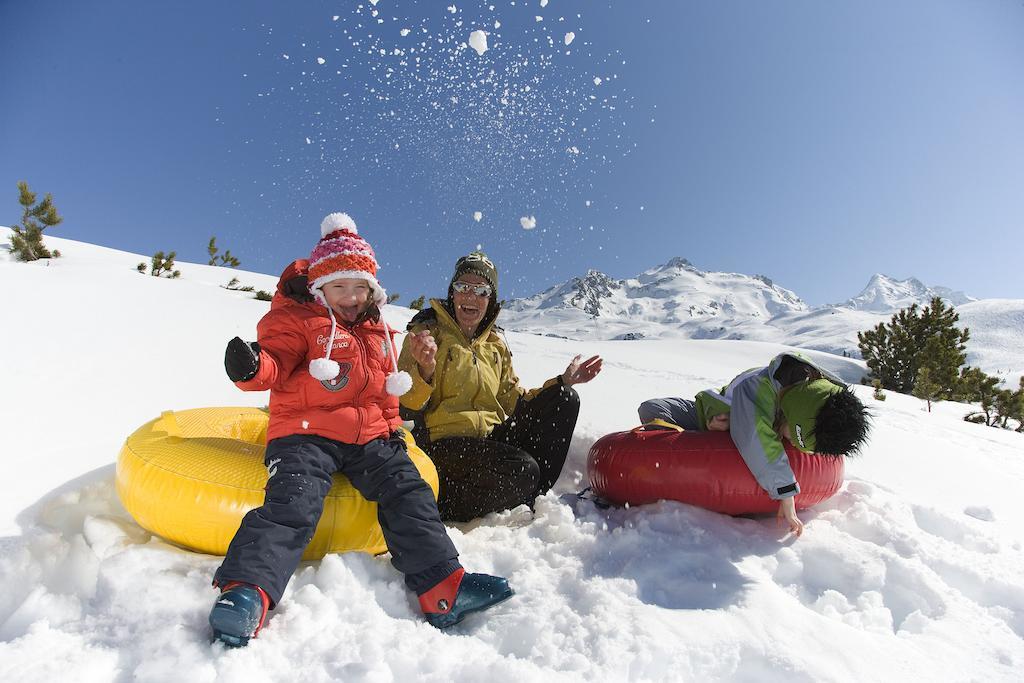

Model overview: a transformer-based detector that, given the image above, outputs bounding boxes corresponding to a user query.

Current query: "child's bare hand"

[408,330,437,381]
[777,497,804,538]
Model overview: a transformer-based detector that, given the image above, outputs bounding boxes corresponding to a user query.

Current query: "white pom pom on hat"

[321,212,357,237]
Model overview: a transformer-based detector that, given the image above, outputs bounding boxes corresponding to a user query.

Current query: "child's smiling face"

[321,278,371,322]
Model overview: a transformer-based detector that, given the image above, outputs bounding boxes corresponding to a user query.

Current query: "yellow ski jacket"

[398,299,557,441]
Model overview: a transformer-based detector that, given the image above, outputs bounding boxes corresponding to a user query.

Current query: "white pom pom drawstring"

[379,305,412,396]
[309,306,341,381]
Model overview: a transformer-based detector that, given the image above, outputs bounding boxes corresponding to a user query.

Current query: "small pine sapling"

[9,181,63,261]
[912,366,941,413]
[254,290,273,301]
[409,295,426,310]
[150,251,181,278]
[386,292,401,304]
[872,379,886,401]
[207,237,241,267]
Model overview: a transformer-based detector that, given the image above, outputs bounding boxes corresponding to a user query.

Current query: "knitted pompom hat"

[308,212,388,307]
[306,213,412,396]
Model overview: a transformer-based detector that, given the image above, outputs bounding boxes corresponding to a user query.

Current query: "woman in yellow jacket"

[398,252,602,521]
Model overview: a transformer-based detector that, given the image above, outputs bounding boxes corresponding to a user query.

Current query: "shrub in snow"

[222,277,254,292]
[871,379,887,401]
[254,290,273,301]
[149,251,181,278]
[409,295,426,310]
[207,236,240,267]
[9,181,63,262]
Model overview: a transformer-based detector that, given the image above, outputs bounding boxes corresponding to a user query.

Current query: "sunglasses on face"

[452,281,493,297]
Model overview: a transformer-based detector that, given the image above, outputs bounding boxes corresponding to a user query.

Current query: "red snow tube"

[586,427,844,515]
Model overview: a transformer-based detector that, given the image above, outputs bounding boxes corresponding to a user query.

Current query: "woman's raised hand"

[561,354,603,386]
[409,330,438,382]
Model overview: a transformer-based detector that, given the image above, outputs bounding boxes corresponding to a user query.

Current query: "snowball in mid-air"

[541,0,549,7]
[469,30,489,56]
[594,76,602,85]
[520,216,537,230]
[473,211,483,222]
[317,57,326,65]
[400,28,411,36]
[564,32,575,46]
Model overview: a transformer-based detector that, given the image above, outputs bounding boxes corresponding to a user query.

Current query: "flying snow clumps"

[594,76,603,86]
[469,30,489,56]
[541,0,549,8]
[564,32,576,46]
[317,57,326,65]
[400,28,411,37]
[473,211,483,222]
[520,216,537,230]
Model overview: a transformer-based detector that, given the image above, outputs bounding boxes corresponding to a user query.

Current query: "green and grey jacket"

[694,353,846,500]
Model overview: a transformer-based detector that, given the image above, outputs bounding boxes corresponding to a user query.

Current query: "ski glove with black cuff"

[225,337,261,382]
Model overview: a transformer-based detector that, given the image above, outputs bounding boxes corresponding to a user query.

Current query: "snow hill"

[500,260,1024,384]
[2,229,1023,681]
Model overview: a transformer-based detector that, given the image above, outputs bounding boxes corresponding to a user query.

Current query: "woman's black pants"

[425,384,580,522]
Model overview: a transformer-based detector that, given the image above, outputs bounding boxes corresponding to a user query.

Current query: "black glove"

[282,273,314,303]
[225,337,261,382]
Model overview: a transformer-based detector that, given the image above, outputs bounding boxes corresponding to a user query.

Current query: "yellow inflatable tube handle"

[116,407,438,560]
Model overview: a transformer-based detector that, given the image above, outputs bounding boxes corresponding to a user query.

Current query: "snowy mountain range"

[500,259,1023,382]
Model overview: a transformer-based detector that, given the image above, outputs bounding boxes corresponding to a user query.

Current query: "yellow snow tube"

[116,407,438,560]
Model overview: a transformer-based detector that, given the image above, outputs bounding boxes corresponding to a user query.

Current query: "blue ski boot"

[209,582,270,647]
[419,568,514,629]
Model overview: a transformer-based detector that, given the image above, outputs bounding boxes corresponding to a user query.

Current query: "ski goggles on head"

[451,281,493,297]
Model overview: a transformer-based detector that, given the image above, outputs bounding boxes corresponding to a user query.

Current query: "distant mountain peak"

[504,257,807,322]
[842,274,975,312]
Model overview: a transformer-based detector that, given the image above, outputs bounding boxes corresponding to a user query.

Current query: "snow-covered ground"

[2,230,1023,682]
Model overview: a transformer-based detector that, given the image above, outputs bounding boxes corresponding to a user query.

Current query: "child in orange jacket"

[209,213,512,646]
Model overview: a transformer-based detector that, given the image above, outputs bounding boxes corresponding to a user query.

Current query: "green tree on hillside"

[858,297,969,395]
[207,237,240,267]
[9,181,63,261]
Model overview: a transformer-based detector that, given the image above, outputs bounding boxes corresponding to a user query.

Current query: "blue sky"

[3,0,1023,305]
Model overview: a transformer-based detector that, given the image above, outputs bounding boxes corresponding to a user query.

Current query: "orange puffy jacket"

[235,260,402,445]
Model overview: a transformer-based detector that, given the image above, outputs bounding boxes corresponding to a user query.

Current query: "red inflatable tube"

[586,428,844,516]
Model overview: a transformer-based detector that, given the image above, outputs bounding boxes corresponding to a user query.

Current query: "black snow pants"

[213,431,461,607]
[425,383,580,522]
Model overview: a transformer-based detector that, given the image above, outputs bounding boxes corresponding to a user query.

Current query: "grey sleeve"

[728,375,800,500]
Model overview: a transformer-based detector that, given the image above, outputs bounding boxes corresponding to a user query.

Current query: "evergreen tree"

[386,292,401,304]
[9,181,63,261]
[207,237,240,267]
[912,366,942,412]
[993,377,1024,431]
[858,297,969,395]
[956,367,1002,426]
[150,251,181,278]
[409,295,426,310]
[871,379,887,402]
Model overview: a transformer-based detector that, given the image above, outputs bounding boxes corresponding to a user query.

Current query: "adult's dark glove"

[282,273,314,303]
[225,337,261,382]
